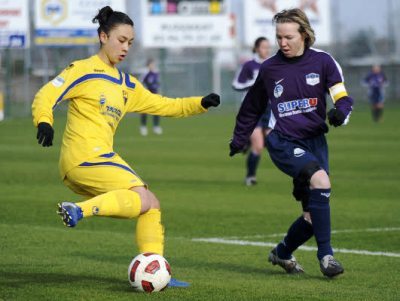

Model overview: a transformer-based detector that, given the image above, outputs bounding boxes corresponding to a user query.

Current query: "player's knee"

[310,169,330,189]
[293,161,322,202]
[130,187,159,213]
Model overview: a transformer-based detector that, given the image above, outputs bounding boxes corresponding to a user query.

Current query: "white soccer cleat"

[245,176,257,186]
[153,126,163,135]
[140,126,148,136]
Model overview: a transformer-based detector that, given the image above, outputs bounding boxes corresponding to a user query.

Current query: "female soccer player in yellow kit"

[32,6,220,287]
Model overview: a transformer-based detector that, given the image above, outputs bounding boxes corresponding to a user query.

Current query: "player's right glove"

[201,93,220,109]
[327,108,346,127]
[37,122,54,147]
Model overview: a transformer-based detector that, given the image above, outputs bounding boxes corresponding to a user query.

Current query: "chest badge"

[274,84,284,98]
[306,73,320,86]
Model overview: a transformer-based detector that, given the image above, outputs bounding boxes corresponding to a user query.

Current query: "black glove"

[327,108,346,127]
[201,93,220,109]
[229,141,242,157]
[37,122,54,147]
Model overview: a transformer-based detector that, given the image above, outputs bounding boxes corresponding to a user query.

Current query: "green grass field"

[1,107,399,300]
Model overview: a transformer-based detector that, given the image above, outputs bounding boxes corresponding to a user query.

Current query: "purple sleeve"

[325,55,353,116]
[231,73,268,148]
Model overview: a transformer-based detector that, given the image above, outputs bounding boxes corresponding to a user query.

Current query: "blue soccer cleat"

[57,202,83,227]
[168,278,190,288]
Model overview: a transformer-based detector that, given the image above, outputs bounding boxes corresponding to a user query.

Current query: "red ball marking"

[145,260,160,274]
[143,252,155,257]
[129,260,141,282]
[142,280,154,292]
[165,261,171,275]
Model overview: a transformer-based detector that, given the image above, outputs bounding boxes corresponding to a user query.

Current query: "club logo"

[306,73,320,86]
[293,148,305,157]
[274,84,284,98]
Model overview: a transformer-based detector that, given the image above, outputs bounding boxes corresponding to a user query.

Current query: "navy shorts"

[266,130,329,179]
[369,87,384,104]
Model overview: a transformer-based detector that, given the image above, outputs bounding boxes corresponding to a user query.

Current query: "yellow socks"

[76,190,164,255]
[136,209,165,255]
[76,189,141,218]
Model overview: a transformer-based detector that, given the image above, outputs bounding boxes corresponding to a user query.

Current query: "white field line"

[218,227,400,240]
[192,226,400,258]
[191,237,400,258]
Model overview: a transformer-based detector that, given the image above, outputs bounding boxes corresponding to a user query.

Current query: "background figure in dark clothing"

[140,58,162,135]
[363,64,388,122]
[232,37,272,186]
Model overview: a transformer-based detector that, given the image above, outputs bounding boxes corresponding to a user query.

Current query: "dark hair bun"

[92,6,114,25]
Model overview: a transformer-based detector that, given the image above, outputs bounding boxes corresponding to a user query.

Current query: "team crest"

[274,84,284,98]
[306,73,320,86]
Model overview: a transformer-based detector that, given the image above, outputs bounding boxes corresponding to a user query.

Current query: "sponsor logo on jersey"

[293,148,306,157]
[278,98,318,113]
[94,69,105,73]
[51,76,65,87]
[274,84,284,98]
[306,73,320,86]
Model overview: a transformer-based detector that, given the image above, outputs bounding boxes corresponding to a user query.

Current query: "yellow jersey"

[32,55,207,178]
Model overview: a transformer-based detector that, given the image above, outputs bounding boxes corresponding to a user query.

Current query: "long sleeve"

[32,63,83,126]
[126,75,207,117]
[231,72,268,149]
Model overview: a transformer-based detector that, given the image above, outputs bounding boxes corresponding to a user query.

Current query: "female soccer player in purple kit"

[232,37,272,186]
[230,8,353,277]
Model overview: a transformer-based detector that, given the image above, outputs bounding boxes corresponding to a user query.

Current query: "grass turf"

[0,106,399,300]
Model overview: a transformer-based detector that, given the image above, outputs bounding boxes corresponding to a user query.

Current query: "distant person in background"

[140,58,162,135]
[232,37,271,186]
[363,64,388,122]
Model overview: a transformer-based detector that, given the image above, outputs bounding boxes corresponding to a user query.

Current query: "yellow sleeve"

[126,75,207,117]
[32,62,84,126]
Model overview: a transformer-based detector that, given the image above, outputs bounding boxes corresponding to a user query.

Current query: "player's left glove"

[229,140,242,157]
[327,108,346,127]
[36,122,54,147]
[201,93,220,109]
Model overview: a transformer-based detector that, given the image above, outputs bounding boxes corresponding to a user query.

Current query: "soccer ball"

[128,253,171,292]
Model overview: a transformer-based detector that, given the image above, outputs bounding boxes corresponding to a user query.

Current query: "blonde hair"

[273,8,315,48]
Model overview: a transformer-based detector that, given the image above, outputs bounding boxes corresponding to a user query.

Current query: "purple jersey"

[232,48,353,147]
[143,70,159,93]
[364,71,387,89]
[232,56,264,91]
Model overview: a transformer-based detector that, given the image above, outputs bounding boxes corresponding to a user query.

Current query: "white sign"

[0,0,30,48]
[34,0,126,46]
[243,0,331,46]
[141,0,233,48]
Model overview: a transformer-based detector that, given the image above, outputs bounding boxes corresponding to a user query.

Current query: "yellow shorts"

[63,152,146,198]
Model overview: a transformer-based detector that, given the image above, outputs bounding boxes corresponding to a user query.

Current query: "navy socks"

[308,188,333,260]
[277,216,314,259]
[246,152,260,177]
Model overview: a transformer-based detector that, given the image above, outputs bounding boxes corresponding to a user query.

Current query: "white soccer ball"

[128,253,171,292]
